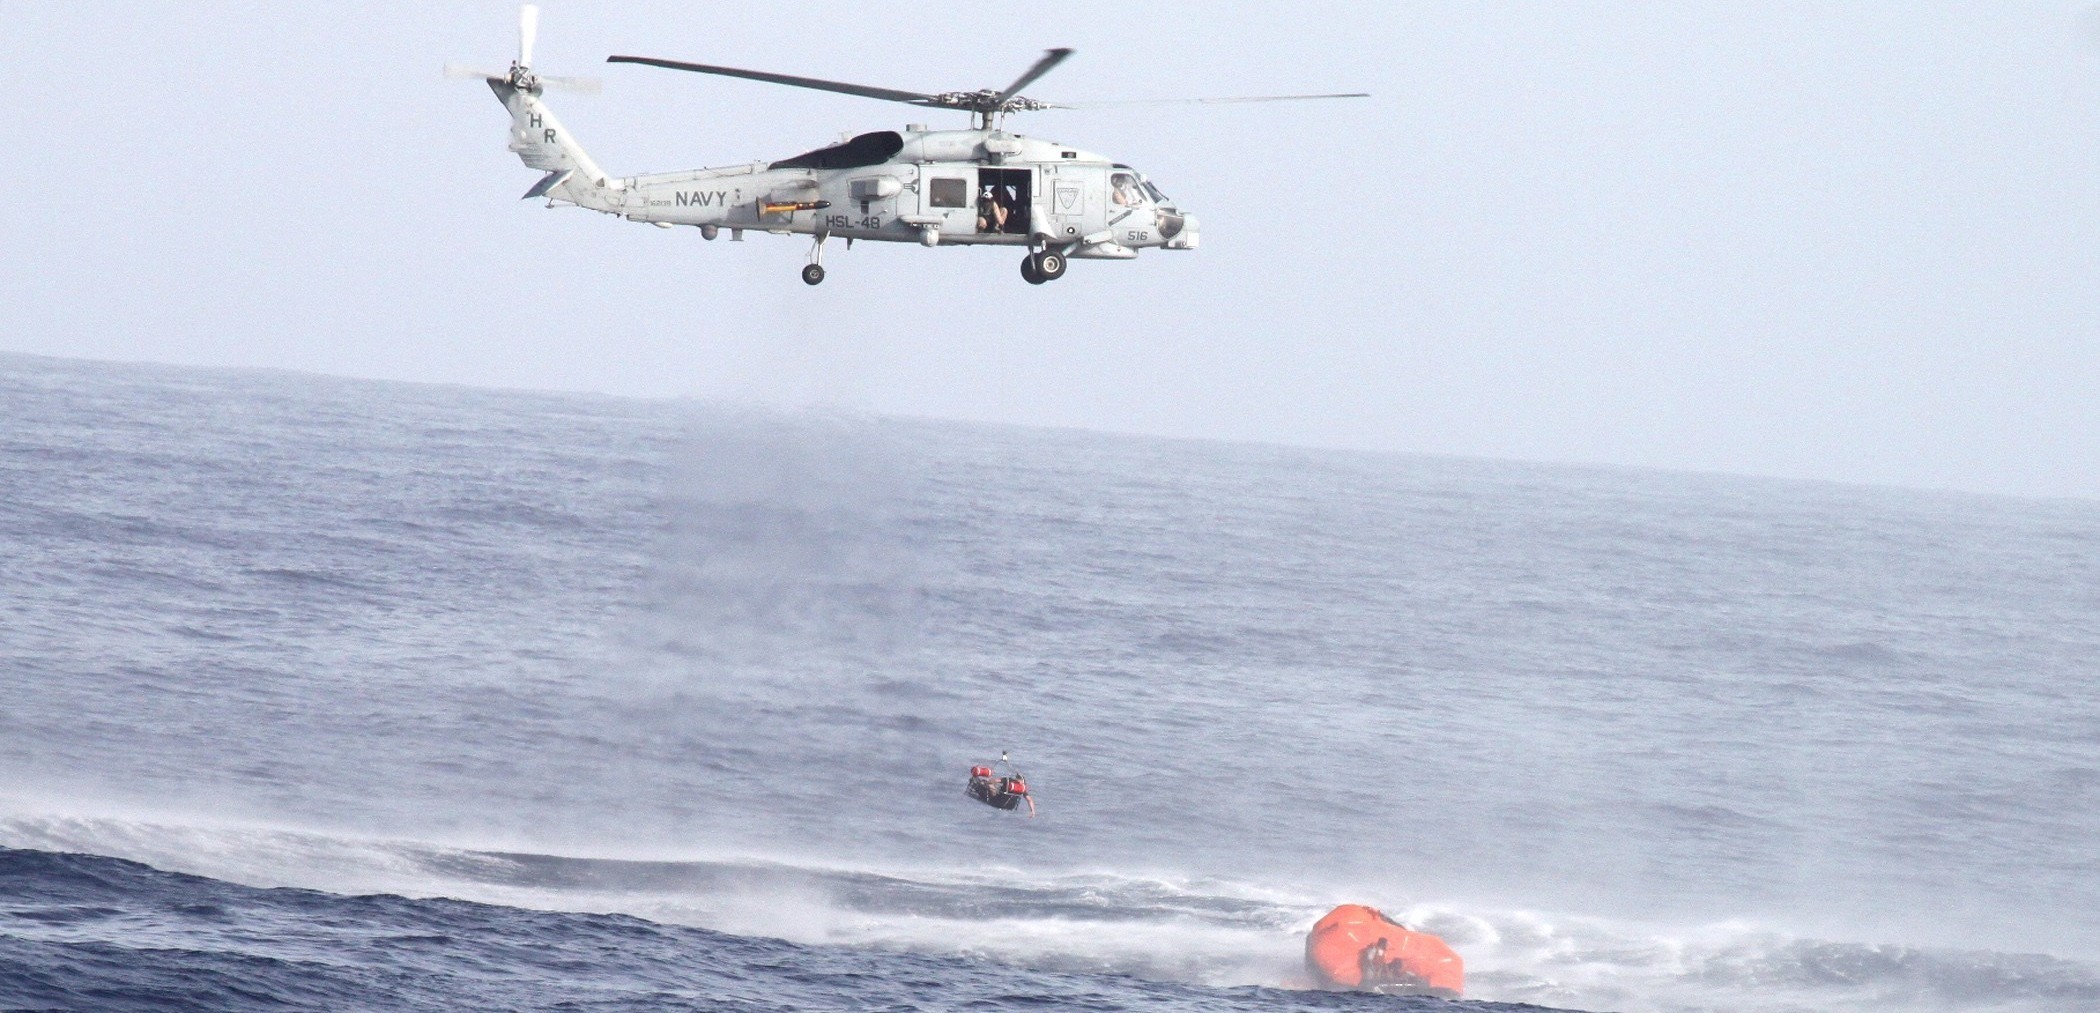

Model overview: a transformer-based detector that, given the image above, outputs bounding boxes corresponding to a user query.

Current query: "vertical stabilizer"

[450,6,622,212]
[491,80,617,209]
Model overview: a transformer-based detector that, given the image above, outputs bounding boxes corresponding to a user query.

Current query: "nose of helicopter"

[1160,211,1199,250]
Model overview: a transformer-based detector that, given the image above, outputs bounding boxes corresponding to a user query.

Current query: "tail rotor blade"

[443,62,507,81]
[520,4,539,68]
[539,75,603,95]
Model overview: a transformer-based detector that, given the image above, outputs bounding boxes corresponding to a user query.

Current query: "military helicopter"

[449,6,1364,285]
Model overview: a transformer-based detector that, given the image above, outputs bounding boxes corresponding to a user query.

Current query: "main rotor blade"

[1054,92,1370,108]
[606,56,936,105]
[993,48,1073,107]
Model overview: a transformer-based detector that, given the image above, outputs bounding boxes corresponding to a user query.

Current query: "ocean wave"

[0,846,1543,1013]
[3,809,2091,1011]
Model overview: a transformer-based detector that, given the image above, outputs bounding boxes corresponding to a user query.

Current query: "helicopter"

[449,6,1365,285]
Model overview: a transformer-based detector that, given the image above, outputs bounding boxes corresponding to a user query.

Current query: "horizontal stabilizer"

[522,168,573,199]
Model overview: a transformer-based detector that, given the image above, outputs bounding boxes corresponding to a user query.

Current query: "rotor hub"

[927,89,1051,114]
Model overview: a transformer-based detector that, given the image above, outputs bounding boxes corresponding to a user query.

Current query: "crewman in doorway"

[978,185,1009,233]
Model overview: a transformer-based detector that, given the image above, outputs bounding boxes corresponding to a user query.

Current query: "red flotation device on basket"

[965,754,1036,816]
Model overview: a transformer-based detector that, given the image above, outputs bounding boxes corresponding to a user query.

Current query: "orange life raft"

[1304,904,1463,998]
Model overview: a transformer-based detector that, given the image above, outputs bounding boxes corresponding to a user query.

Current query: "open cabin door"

[976,167,1032,238]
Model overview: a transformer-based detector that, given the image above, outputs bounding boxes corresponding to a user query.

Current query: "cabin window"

[929,177,968,208]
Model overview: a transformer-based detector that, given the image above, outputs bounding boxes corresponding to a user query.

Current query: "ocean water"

[2,351,2096,1012]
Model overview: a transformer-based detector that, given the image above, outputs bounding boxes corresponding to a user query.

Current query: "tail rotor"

[443,4,600,94]
[449,4,617,206]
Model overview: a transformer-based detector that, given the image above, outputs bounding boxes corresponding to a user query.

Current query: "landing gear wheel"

[1020,255,1046,285]
[1036,251,1067,281]
[801,264,825,286]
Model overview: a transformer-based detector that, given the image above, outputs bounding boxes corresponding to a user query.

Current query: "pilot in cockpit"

[1111,172,1145,207]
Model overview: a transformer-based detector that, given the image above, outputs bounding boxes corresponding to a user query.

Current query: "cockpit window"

[1141,180,1169,204]
[770,131,905,170]
[1110,171,1145,207]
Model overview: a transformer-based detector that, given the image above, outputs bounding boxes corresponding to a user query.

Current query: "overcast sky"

[4,2,2098,499]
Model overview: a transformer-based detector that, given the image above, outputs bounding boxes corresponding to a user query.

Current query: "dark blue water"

[4,848,1547,1012]
[3,352,2097,1012]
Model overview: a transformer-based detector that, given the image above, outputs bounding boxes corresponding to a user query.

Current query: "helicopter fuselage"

[587,128,1198,257]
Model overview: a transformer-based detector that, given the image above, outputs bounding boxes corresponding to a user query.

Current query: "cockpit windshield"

[1110,165,1173,207]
